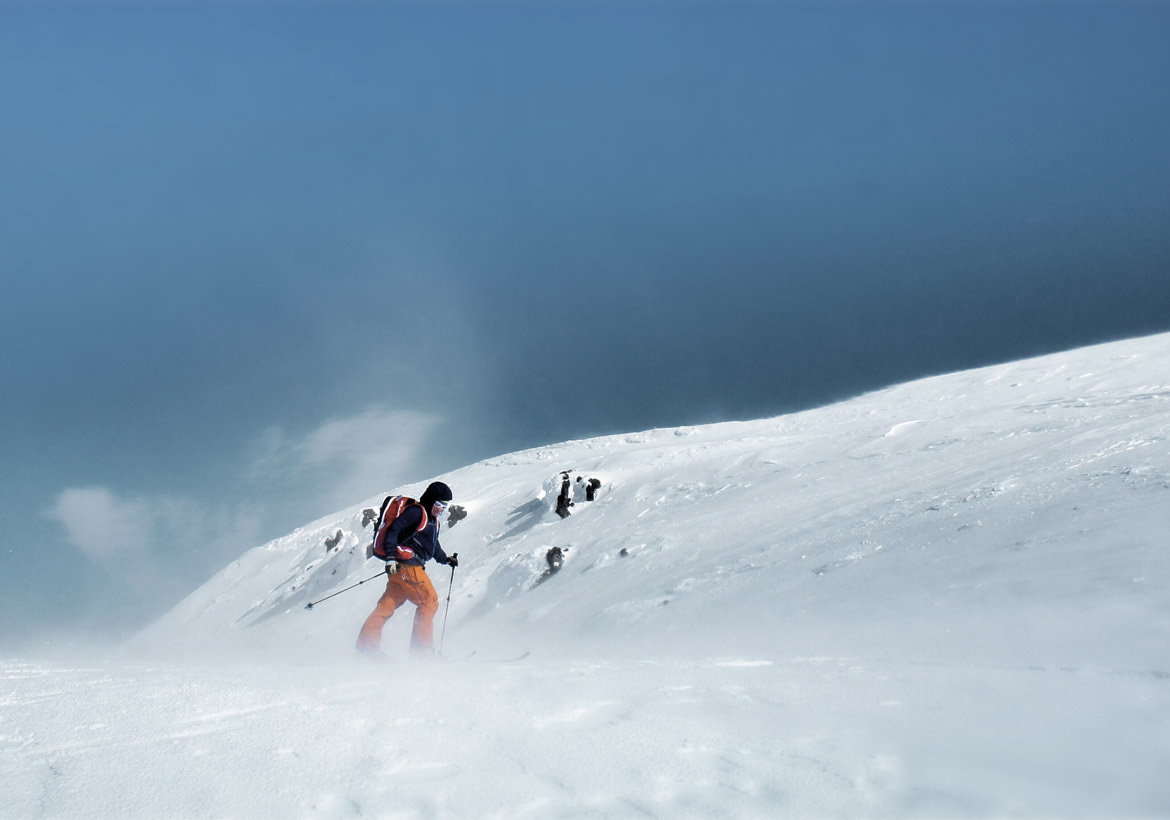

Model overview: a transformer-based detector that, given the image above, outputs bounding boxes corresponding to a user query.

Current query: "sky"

[2,0,1169,649]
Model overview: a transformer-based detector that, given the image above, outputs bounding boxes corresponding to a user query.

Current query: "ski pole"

[439,554,457,653]
[304,570,386,610]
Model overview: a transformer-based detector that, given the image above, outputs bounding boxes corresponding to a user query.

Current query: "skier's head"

[420,481,453,515]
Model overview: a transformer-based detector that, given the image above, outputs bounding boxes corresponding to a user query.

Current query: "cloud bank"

[50,408,443,569]
[46,487,159,561]
[247,407,445,511]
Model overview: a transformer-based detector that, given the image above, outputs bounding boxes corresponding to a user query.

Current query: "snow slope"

[5,333,1170,819]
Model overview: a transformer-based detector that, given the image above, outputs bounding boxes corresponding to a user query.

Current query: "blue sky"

[2,1,1169,648]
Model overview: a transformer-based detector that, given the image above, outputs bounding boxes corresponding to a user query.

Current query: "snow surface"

[5,333,1170,819]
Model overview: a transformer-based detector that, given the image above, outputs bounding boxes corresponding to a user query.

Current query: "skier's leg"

[400,566,440,652]
[355,579,406,652]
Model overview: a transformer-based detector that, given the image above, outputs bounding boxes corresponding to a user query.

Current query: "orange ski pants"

[356,565,440,652]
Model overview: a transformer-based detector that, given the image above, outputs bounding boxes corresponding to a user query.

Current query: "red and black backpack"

[368,495,428,561]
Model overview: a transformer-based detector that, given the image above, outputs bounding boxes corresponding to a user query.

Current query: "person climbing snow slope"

[356,481,458,655]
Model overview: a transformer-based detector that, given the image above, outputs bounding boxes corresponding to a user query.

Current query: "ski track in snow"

[5,333,1170,819]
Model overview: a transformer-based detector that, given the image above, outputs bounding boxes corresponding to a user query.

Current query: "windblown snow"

[5,333,1170,819]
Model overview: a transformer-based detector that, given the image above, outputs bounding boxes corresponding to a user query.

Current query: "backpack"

[368,495,429,561]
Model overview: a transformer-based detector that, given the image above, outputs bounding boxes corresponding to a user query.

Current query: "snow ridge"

[134,332,1170,671]
[9,333,1168,819]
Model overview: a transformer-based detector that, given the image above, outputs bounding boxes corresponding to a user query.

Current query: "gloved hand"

[384,560,399,576]
[444,554,459,568]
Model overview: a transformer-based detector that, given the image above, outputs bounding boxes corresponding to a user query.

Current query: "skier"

[356,481,458,656]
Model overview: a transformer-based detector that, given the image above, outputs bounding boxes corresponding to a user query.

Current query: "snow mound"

[9,332,1170,820]
[132,332,1170,672]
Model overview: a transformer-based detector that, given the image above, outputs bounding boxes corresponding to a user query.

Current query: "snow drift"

[6,332,1170,819]
[134,332,1170,673]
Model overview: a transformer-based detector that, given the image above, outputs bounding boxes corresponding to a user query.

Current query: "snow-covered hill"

[134,332,1170,672]
[7,333,1170,819]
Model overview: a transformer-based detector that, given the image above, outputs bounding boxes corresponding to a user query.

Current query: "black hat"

[420,481,453,509]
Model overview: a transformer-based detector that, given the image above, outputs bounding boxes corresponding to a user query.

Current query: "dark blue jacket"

[385,504,449,567]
